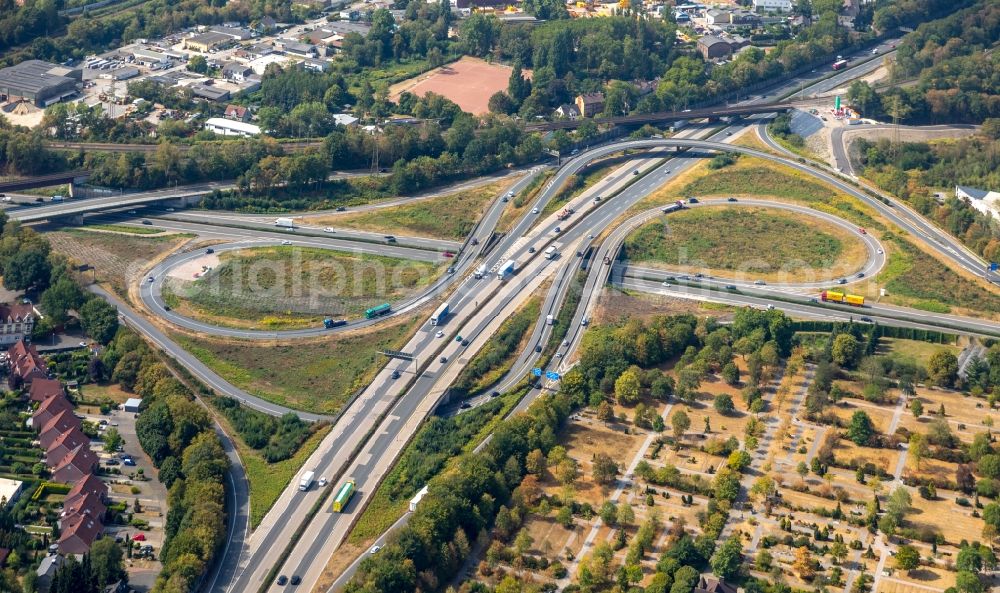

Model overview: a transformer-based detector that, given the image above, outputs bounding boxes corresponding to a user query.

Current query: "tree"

[955,570,984,593]
[714,394,735,415]
[89,538,125,587]
[488,91,516,115]
[928,350,959,388]
[526,449,546,475]
[616,503,634,527]
[592,453,619,486]
[557,458,579,486]
[909,433,929,470]
[671,410,690,443]
[895,545,919,572]
[187,54,208,73]
[797,461,809,483]
[40,276,85,325]
[721,362,740,386]
[103,427,123,453]
[832,333,860,367]
[847,410,875,446]
[710,537,743,579]
[3,249,51,293]
[793,546,815,580]
[910,398,923,419]
[80,298,119,344]
[651,375,674,400]
[615,368,641,405]
[830,541,849,565]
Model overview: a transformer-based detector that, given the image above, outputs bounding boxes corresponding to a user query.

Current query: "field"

[877,338,962,367]
[623,206,868,282]
[388,56,525,115]
[83,223,170,235]
[878,233,1000,317]
[46,228,193,294]
[170,314,422,414]
[161,246,440,330]
[309,178,518,241]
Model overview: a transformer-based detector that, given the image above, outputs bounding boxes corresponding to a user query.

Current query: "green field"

[313,178,516,241]
[83,223,167,235]
[877,338,962,367]
[881,234,1000,316]
[679,165,837,202]
[623,207,861,276]
[171,315,422,414]
[163,246,440,330]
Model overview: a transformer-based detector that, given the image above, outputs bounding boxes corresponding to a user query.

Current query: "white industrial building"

[123,398,143,413]
[956,185,1000,217]
[752,0,793,11]
[0,478,24,507]
[204,117,261,137]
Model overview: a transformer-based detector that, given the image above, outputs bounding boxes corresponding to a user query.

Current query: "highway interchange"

[13,36,1000,593]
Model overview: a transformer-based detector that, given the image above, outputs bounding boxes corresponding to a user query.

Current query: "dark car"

[385,235,396,242]
[335,206,346,212]
[534,345,542,353]
[164,305,171,311]
[390,370,400,379]
[633,170,639,175]
[141,219,152,225]
[277,576,288,586]
[461,339,469,346]
[860,316,874,323]
[460,402,472,409]
[725,285,737,290]
[838,278,848,285]
[491,391,501,398]
[206,248,214,254]
[439,356,448,363]
[290,576,301,586]
[727,197,737,202]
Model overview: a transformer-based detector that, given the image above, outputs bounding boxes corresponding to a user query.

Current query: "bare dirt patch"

[388,56,529,115]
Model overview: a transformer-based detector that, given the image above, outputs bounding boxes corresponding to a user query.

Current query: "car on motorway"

[535,345,542,353]
[501,195,509,203]
[856,272,865,278]
[877,248,883,254]
[164,305,171,311]
[165,207,175,212]
[688,198,699,204]
[147,276,154,283]
[324,227,335,233]
[694,273,704,278]
[369,545,382,555]
[528,246,536,253]
[435,330,444,338]
[290,576,301,586]
[447,266,455,274]
[460,402,472,409]
[838,278,848,285]
[461,339,469,346]
[385,235,396,242]
[562,339,569,347]
[470,237,479,245]
[531,207,539,214]
[860,316,874,323]
[128,210,136,215]
[593,196,602,203]
[455,335,463,342]
[206,248,214,254]
[633,170,639,176]
[726,131,732,136]
[581,317,589,326]
[754,280,765,285]
[725,285,737,290]
[661,281,671,287]
[439,356,448,363]
[555,352,564,358]
[727,197,737,202]
[390,370,400,379]
[281,240,292,245]
[858,227,867,234]
[277,576,289,586]
[491,391,501,398]
[554,226,561,233]
[335,206,347,211]
[318,477,328,487]
[141,219,152,225]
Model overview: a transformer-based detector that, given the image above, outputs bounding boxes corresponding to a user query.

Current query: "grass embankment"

[83,223,169,235]
[877,338,962,368]
[451,296,541,396]
[170,315,423,414]
[541,157,626,217]
[45,229,193,295]
[623,206,867,281]
[878,233,1000,317]
[311,178,518,241]
[497,170,553,234]
[162,246,440,330]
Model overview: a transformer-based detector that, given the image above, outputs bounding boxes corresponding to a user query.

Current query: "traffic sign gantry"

[380,350,415,361]
[545,371,561,381]
[532,368,542,377]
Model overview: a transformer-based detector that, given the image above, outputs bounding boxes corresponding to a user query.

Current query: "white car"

[435,330,444,338]
[662,281,671,287]
[531,207,539,214]
[281,240,292,245]
[324,227,335,233]
[318,477,328,487]
[877,248,884,254]
[369,545,382,555]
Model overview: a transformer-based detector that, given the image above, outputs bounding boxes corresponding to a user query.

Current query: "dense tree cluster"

[46,539,127,593]
[211,397,320,463]
[99,330,228,593]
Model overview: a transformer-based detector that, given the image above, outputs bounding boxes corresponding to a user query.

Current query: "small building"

[131,48,171,67]
[752,0,793,11]
[191,84,231,102]
[554,104,580,119]
[36,555,64,593]
[694,575,739,593]
[46,426,90,464]
[184,31,233,53]
[0,60,80,107]
[57,510,103,555]
[302,58,331,73]
[39,410,82,450]
[210,25,254,41]
[673,10,691,22]
[698,35,733,60]
[409,484,429,512]
[956,185,1000,217]
[254,15,278,33]
[222,62,253,82]
[705,8,731,24]
[575,92,605,118]
[276,39,318,58]
[33,394,73,430]
[333,113,359,127]
[0,303,37,346]
[104,66,140,81]
[29,378,64,403]
[0,478,23,507]
[124,398,143,413]
[224,104,252,122]
[8,340,46,388]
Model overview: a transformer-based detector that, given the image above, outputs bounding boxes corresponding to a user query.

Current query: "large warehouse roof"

[0,60,79,96]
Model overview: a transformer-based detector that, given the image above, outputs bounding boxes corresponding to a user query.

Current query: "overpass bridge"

[0,170,91,196]
[523,101,802,131]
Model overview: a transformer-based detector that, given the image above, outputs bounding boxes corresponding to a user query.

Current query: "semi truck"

[498,259,517,280]
[431,302,450,325]
[474,264,487,279]
[332,479,356,512]
[275,217,295,228]
[365,303,391,319]
[820,290,864,306]
[544,246,558,260]
[556,207,575,221]
[662,200,685,213]
[323,318,347,329]
[299,470,315,491]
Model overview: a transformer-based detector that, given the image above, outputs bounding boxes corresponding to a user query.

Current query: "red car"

[132,533,146,541]
[858,228,867,234]
[442,251,454,258]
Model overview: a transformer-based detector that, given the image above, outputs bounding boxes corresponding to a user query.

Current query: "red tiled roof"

[9,340,46,383]
[33,394,73,427]
[58,511,103,555]
[46,426,89,461]
[62,491,106,523]
[29,378,64,403]
[39,410,82,450]
[0,303,34,323]
[65,473,107,506]
[52,444,98,483]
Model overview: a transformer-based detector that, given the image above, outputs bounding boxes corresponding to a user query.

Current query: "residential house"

[333,113,359,127]
[554,104,580,119]
[0,304,36,346]
[694,575,739,593]
[730,8,760,25]
[28,378,63,403]
[32,393,73,428]
[575,93,605,118]
[36,555,64,593]
[222,62,253,82]
[698,35,733,60]
[302,58,331,72]
[752,0,793,12]
[39,410,82,450]
[51,444,98,483]
[46,426,89,464]
[57,510,103,554]
[254,15,278,34]
[9,340,47,388]
[61,489,106,525]
[64,474,108,508]
[224,104,252,122]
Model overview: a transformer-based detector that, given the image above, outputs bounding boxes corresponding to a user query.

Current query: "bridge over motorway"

[523,100,803,131]
[0,170,91,195]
